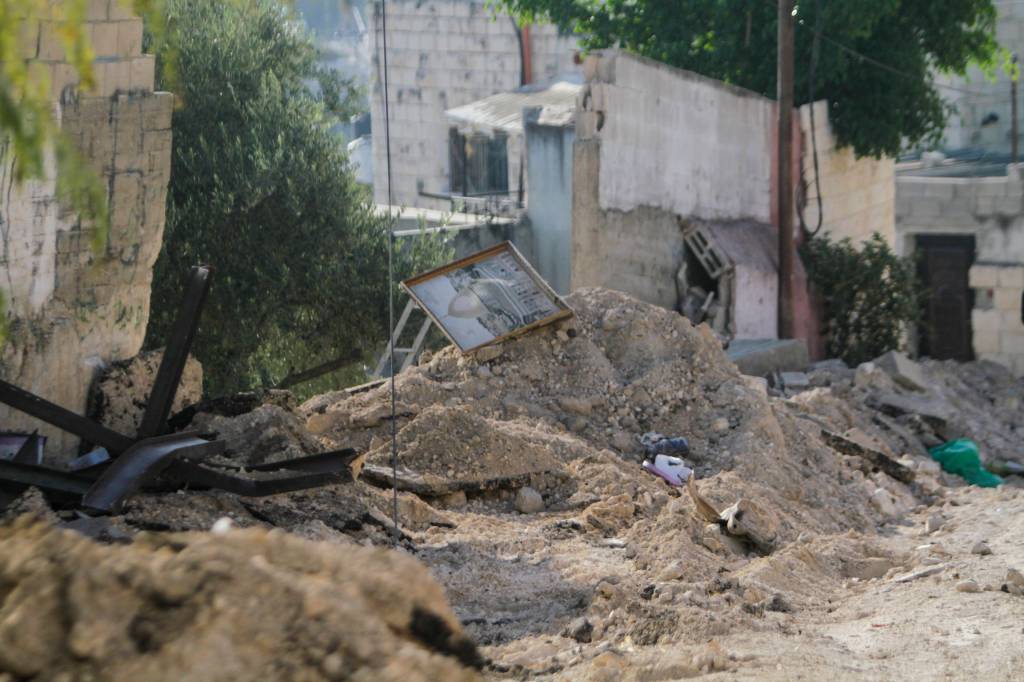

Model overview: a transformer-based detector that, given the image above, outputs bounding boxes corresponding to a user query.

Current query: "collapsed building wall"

[0,2,174,454]
[570,50,779,336]
[369,0,578,210]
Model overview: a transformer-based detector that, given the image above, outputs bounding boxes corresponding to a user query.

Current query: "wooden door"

[917,235,975,361]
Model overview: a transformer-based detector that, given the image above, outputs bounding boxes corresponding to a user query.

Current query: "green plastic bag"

[929,439,1004,488]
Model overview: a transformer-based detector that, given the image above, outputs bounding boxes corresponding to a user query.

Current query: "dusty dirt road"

[421,485,1024,681]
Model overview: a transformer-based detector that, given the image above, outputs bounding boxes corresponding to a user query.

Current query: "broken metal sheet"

[137,265,213,439]
[162,460,354,497]
[0,379,134,455]
[0,459,94,497]
[82,433,225,514]
[243,449,361,474]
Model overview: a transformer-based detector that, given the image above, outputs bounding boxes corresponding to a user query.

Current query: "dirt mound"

[0,517,482,681]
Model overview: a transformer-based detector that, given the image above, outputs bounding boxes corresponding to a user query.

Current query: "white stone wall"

[369,0,578,209]
[0,0,174,456]
[799,101,896,246]
[970,264,1024,373]
[581,51,775,223]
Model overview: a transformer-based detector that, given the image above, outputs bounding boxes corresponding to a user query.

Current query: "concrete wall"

[369,0,578,209]
[799,101,896,246]
[571,50,776,317]
[938,4,1024,152]
[896,169,1024,374]
[583,51,775,222]
[524,111,573,294]
[0,1,174,455]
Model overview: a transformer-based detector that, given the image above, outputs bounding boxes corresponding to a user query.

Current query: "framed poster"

[402,241,573,353]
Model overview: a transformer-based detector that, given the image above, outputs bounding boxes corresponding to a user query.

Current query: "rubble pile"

[3,287,1024,679]
[0,517,482,681]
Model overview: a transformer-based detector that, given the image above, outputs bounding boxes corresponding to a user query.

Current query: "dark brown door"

[917,235,975,361]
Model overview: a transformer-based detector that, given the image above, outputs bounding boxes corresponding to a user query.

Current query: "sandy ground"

[410,484,1024,681]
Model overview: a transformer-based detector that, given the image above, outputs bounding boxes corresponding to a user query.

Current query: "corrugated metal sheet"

[445,78,582,134]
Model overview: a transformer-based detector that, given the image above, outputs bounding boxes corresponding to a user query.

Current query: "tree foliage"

[802,233,923,365]
[498,0,999,158]
[145,0,449,396]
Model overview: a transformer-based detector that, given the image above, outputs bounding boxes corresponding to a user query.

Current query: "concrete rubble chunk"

[873,351,929,392]
[726,338,809,377]
[780,372,811,392]
[925,514,945,534]
[971,540,993,556]
[891,564,945,583]
[515,486,545,514]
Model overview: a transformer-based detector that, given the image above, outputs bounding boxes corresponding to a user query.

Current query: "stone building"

[368,0,578,210]
[894,2,1024,374]
[0,0,174,454]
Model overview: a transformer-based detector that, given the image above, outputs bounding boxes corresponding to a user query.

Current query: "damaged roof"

[445,75,582,135]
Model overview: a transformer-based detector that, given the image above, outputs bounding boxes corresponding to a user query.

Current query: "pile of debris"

[0,517,482,681]
[2,286,1023,678]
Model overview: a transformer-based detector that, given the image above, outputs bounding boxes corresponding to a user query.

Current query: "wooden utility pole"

[777,0,796,338]
[1013,54,1019,164]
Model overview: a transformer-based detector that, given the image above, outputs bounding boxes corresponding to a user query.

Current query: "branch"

[275,348,363,390]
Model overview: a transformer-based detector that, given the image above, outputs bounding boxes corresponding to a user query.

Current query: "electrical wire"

[380,0,400,546]
[799,8,825,238]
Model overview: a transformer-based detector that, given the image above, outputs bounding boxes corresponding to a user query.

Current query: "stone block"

[998,265,1024,288]
[38,22,65,61]
[18,20,39,59]
[1002,309,1024,331]
[129,55,155,91]
[87,0,109,20]
[117,19,143,58]
[107,0,135,21]
[994,287,1023,313]
[90,20,119,58]
[972,308,1001,332]
[1001,331,1024,355]
[873,350,929,391]
[969,264,999,288]
[973,329,1000,355]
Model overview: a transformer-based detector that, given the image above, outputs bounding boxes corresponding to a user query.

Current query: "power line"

[380,0,400,546]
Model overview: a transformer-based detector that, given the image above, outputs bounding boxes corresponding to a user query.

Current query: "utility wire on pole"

[777,0,796,338]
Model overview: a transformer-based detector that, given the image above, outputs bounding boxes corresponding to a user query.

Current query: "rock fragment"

[971,541,993,556]
[514,487,545,514]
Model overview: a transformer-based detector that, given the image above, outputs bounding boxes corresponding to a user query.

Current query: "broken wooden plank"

[820,429,915,484]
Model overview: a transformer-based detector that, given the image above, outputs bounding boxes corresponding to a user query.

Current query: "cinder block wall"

[0,0,174,456]
[799,101,896,246]
[369,0,578,209]
[571,50,776,316]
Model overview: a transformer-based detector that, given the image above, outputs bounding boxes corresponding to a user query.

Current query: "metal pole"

[1013,54,1019,164]
[777,0,796,338]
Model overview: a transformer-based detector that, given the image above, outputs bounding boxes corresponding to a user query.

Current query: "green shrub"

[801,232,923,365]
[145,0,449,396]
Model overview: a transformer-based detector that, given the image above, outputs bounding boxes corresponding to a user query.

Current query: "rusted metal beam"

[82,433,225,514]
[163,460,353,497]
[0,380,134,454]
[137,265,213,439]
[0,459,94,497]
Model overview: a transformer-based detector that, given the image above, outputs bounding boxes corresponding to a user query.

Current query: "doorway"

[916,234,975,361]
